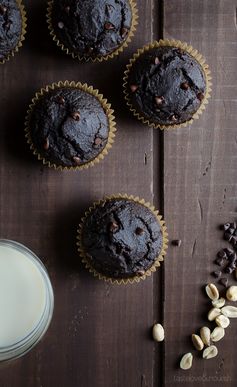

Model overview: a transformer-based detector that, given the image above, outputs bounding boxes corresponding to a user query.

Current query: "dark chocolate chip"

[229,253,237,263]
[170,114,178,122]
[217,250,227,259]
[224,247,233,256]
[43,137,49,151]
[231,236,237,245]
[224,232,232,242]
[181,82,189,90]
[219,277,228,287]
[121,27,129,39]
[213,270,222,279]
[177,48,184,54]
[109,221,119,233]
[130,84,138,93]
[197,92,204,101]
[71,111,80,121]
[93,137,102,147]
[155,96,164,105]
[58,21,64,29]
[154,57,160,65]
[137,270,146,276]
[0,5,7,14]
[225,266,234,274]
[65,6,70,13]
[72,156,81,165]
[57,96,65,105]
[172,240,182,247]
[215,257,224,266]
[135,227,144,236]
[104,22,115,30]
[230,222,236,229]
[223,222,230,231]
[86,47,94,54]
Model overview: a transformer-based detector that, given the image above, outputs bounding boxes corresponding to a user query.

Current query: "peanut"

[221,306,237,318]
[200,327,211,346]
[205,283,219,301]
[212,298,225,308]
[180,353,193,370]
[208,307,221,321]
[203,345,218,359]
[226,286,237,302]
[152,323,164,342]
[211,327,225,342]
[215,315,230,328]
[191,334,204,351]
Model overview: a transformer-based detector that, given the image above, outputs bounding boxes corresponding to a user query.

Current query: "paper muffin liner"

[77,194,168,285]
[0,0,27,65]
[123,39,212,130]
[46,0,138,62]
[24,81,116,171]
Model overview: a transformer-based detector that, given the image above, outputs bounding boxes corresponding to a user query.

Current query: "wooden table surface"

[0,0,237,386]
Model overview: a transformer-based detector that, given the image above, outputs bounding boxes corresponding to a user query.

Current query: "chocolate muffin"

[124,41,211,128]
[0,0,26,63]
[79,197,167,281]
[25,83,116,169]
[47,0,137,61]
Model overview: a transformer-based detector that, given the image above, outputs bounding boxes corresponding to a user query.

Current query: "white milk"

[0,244,47,347]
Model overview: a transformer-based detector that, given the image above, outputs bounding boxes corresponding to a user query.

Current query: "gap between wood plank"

[152,1,165,387]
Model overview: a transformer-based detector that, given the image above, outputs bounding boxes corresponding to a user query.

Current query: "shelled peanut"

[180,283,237,370]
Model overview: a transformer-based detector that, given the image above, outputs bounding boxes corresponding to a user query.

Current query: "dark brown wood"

[164,0,237,385]
[2,1,236,386]
[0,1,163,387]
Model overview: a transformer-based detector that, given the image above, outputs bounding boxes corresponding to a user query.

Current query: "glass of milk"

[0,239,54,361]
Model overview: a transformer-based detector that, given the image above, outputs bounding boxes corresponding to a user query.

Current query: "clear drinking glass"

[0,239,54,362]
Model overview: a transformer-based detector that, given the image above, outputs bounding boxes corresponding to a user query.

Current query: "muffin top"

[0,0,22,60]
[81,198,164,279]
[50,0,133,58]
[127,46,207,126]
[28,87,109,167]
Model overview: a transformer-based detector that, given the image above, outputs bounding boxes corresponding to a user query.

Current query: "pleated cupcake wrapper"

[46,0,138,62]
[76,194,168,285]
[123,39,212,130]
[24,81,116,171]
[0,0,27,65]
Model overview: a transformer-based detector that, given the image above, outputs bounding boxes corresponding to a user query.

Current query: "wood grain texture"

[163,0,237,385]
[0,1,163,387]
[2,1,236,386]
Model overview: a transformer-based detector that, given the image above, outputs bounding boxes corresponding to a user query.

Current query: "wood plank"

[0,1,163,386]
[163,0,237,385]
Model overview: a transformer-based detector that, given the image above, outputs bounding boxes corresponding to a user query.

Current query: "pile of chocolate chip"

[213,222,237,287]
[223,221,237,246]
